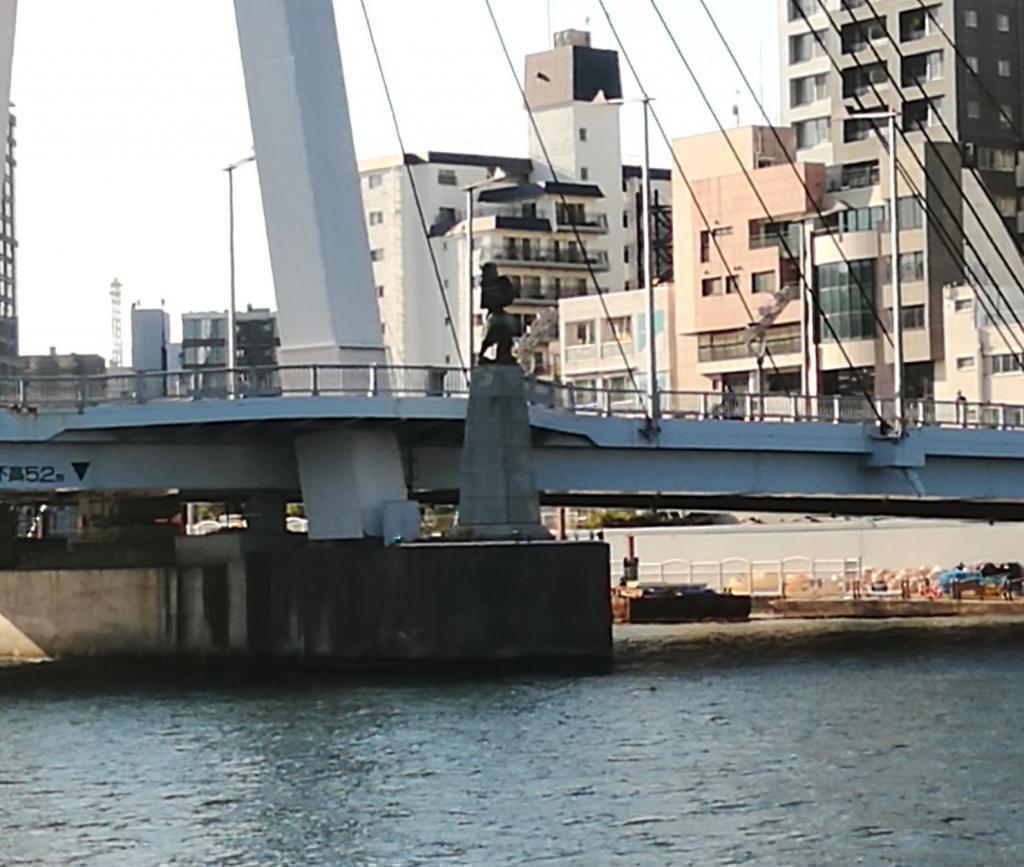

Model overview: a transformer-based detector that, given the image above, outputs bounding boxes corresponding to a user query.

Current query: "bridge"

[1,363,1024,523]
[0,2,1020,539]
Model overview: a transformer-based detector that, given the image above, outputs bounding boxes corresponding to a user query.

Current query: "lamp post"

[462,170,507,367]
[224,154,256,395]
[847,108,902,425]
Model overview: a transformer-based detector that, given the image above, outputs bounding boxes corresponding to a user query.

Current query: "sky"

[10,0,779,358]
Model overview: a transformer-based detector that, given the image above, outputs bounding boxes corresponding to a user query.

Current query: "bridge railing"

[5,362,1024,433]
[5,364,470,409]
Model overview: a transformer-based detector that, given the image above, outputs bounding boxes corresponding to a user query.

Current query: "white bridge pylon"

[0,0,409,540]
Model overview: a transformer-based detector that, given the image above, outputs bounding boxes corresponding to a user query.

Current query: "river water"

[1,624,1022,866]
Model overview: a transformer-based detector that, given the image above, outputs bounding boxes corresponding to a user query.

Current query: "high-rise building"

[358,30,672,374]
[779,1,1024,313]
[772,0,1024,400]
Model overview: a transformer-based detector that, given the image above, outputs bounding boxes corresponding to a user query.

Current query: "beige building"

[669,125,963,399]
[558,285,673,403]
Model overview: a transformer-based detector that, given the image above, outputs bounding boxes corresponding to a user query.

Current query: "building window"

[368,210,384,226]
[699,230,711,263]
[901,305,926,330]
[701,277,723,297]
[967,101,981,120]
[990,353,1022,374]
[901,50,943,87]
[789,31,825,64]
[900,5,939,41]
[377,285,384,297]
[967,55,979,73]
[995,195,1018,217]
[725,276,739,294]
[898,196,924,229]
[964,9,978,29]
[794,117,830,150]
[436,206,457,224]
[790,73,829,107]
[437,169,458,185]
[380,322,386,335]
[752,271,776,294]
[367,174,382,189]
[579,127,588,142]
[956,355,975,370]
[580,167,590,181]
[575,321,596,344]
[842,62,887,98]
[954,298,973,312]
[999,59,1012,77]
[370,248,384,262]
[622,210,629,228]
[1000,106,1014,130]
[841,17,886,54]
[788,0,814,21]
[816,258,878,341]
[976,147,1017,172]
[623,245,630,264]
[997,13,1010,32]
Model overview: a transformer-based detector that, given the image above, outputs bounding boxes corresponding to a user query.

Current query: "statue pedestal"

[455,365,550,540]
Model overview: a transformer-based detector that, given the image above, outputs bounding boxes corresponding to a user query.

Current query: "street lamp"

[846,107,902,425]
[224,153,256,395]
[463,169,507,367]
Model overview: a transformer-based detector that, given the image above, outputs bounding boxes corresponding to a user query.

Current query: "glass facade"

[816,258,878,341]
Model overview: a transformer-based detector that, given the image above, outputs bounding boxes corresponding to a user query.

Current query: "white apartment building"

[357,30,671,375]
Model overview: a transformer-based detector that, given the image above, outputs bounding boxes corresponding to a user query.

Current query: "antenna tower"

[110,278,123,367]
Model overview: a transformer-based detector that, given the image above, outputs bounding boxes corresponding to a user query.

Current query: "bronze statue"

[477,263,518,365]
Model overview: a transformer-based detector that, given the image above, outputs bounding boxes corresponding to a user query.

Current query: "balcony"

[555,211,609,234]
[482,242,611,272]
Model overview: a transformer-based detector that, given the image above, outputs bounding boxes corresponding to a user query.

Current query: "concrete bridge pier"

[293,428,419,541]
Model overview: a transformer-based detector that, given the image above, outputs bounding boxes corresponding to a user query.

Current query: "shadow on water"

[5,616,1024,694]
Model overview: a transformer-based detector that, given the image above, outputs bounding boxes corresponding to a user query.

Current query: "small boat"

[613,583,751,624]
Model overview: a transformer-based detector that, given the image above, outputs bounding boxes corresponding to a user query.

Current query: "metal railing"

[2,364,470,410]
[6,362,1024,433]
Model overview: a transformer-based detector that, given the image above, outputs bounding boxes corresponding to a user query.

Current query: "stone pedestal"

[455,365,550,540]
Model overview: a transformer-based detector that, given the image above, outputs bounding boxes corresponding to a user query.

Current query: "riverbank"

[615,614,1024,667]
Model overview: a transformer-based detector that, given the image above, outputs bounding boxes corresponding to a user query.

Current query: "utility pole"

[224,154,256,396]
[641,97,660,428]
[849,108,902,427]
[109,278,123,368]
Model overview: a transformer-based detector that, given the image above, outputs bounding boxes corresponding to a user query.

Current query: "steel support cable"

[359,0,467,372]
[694,0,894,349]
[802,0,1024,364]
[851,0,1024,318]
[911,0,1024,165]
[593,0,795,395]
[643,0,886,424]
[482,0,650,418]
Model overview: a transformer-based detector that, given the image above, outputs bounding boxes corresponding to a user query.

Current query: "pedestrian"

[955,390,967,428]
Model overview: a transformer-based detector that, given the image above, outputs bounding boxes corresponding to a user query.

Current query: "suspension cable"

[911,0,1024,166]
[693,0,894,349]
[359,0,467,372]
[595,3,796,395]
[482,0,650,420]
[802,0,1024,367]
[642,0,886,425]
[852,0,1024,321]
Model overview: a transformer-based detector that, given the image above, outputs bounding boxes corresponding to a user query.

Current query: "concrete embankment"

[0,535,611,669]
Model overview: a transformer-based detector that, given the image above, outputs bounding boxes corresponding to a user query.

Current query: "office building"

[779,0,1024,369]
[670,125,961,398]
